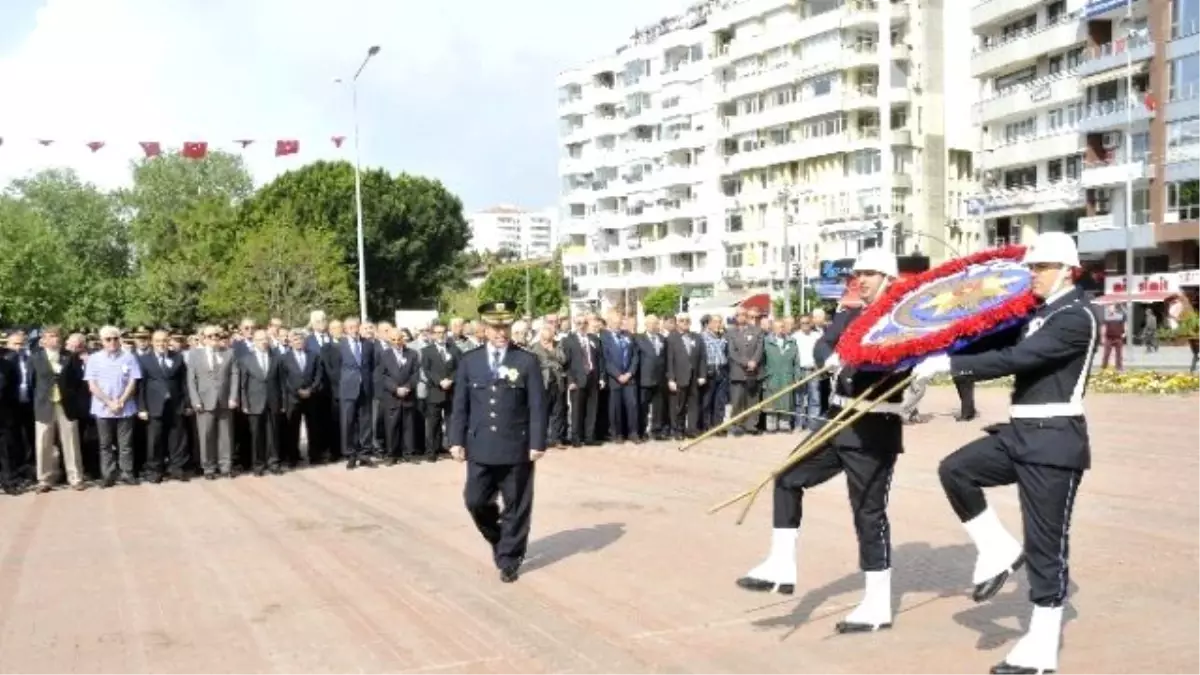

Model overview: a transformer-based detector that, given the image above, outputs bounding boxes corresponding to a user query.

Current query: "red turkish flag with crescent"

[181,141,208,159]
[139,141,162,158]
[275,139,299,156]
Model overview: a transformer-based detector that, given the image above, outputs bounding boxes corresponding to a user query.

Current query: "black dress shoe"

[735,576,794,595]
[990,661,1054,674]
[499,565,520,583]
[955,412,979,422]
[346,459,358,470]
[204,473,217,481]
[834,620,893,634]
[974,555,1026,602]
[359,457,377,468]
[101,477,116,489]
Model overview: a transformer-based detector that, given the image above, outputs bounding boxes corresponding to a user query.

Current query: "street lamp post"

[778,186,793,318]
[525,247,533,318]
[346,45,381,323]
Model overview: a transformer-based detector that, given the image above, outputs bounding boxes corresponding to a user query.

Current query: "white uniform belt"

[829,394,904,415]
[1009,402,1085,418]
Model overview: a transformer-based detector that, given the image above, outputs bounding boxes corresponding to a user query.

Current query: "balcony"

[971,0,1045,32]
[589,116,626,138]
[1077,34,1154,78]
[964,181,1084,218]
[971,14,1083,78]
[1077,224,1155,254]
[1082,0,1140,21]
[1166,144,1200,182]
[1077,97,1154,134]
[560,244,590,265]
[722,134,851,174]
[973,71,1080,125]
[981,131,1082,170]
[1080,157,1148,187]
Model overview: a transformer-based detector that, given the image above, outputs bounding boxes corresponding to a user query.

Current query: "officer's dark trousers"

[773,440,896,572]
[606,380,639,440]
[939,433,1082,607]
[569,380,599,444]
[954,377,977,417]
[545,379,567,446]
[464,461,535,569]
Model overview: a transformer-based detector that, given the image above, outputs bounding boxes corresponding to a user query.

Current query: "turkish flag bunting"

[86,141,105,153]
[181,141,208,159]
[332,135,346,148]
[235,139,255,148]
[275,139,299,156]
[38,139,53,146]
[139,141,162,158]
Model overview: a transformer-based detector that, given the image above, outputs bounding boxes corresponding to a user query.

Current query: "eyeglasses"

[102,336,119,342]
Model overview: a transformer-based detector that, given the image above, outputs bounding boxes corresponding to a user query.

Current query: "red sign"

[1105,274,1180,295]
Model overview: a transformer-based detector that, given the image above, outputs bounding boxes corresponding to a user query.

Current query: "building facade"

[968,0,1197,295]
[467,205,558,259]
[556,0,979,312]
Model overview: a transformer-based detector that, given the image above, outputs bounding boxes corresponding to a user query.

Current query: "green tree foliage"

[772,287,825,318]
[641,284,682,317]
[439,286,481,324]
[478,264,564,318]
[203,218,356,326]
[242,160,471,316]
[0,198,75,325]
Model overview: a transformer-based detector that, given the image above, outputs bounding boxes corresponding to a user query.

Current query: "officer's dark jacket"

[950,286,1099,470]
[814,306,911,452]
[448,343,547,465]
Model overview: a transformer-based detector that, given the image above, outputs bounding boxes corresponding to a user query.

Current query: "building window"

[1167,180,1200,221]
[1047,108,1064,131]
[1167,117,1200,151]
[846,150,882,176]
[994,66,1036,94]
[1066,47,1084,69]
[1003,117,1036,143]
[1065,154,1082,179]
[1172,0,1200,40]
[1047,158,1064,182]
[726,212,744,232]
[1168,54,1200,102]
[1046,0,1066,22]
[1003,166,1037,188]
[1088,188,1112,215]
[726,245,745,268]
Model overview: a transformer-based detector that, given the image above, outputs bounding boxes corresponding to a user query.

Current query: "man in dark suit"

[665,313,707,439]
[449,301,547,584]
[2,330,35,486]
[420,322,459,461]
[336,317,375,469]
[377,326,421,463]
[304,311,337,463]
[0,339,16,491]
[280,329,323,467]
[237,329,282,476]
[29,326,87,491]
[635,314,669,440]
[601,314,641,442]
[136,329,189,482]
[561,314,603,446]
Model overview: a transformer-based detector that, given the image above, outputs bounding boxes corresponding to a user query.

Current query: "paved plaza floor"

[0,387,1196,673]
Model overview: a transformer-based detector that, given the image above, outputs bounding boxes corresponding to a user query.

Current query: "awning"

[1092,291,1173,305]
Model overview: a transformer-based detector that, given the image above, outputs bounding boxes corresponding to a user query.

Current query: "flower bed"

[928,370,1199,394]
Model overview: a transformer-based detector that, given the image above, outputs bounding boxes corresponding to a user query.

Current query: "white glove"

[912,354,951,382]
[823,353,841,370]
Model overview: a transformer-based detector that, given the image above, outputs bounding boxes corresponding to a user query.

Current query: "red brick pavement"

[0,387,1195,673]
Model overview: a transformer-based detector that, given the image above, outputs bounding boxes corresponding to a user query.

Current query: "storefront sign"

[1104,273,1181,295]
[1176,270,1200,287]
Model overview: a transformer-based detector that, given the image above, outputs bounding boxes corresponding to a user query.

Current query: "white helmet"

[1022,232,1080,268]
[852,248,898,278]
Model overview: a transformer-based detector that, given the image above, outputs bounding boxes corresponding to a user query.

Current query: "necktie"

[160,354,167,371]
[259,352,267,373]
[582,335,593,371]
[297,351,305,370]
[491,350,501,378]
[209,348,216,371]
[353,339,361,363]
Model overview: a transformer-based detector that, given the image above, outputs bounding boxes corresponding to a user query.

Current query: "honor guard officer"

[913,232,1099,674]
[736,248,910,634]
[448,301,548,584]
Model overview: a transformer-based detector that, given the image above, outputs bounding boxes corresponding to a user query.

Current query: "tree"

[478,264,564,318]
[242,160,470,316]
[203,218,356,326]
[439,286,481,324]
[7,169,132,327]
[772,287,824,318]
[0,198,75,326]
[642,284,682,317]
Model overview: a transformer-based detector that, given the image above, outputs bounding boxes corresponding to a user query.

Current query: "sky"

[0,0,682,211]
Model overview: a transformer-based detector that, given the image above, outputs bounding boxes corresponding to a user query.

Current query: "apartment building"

[467,205,558,259]
[968,0,1197,296]
[556,0,979,311]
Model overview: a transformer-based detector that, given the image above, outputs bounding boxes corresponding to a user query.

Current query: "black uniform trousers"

[954,377,977,417]
[569,380,599,444]
[544,379,567,446]
[670,381,700,436]
[384,406,417,459]
[639,383,667,438]
[463,461,535,569]
[939,432,1082,608]
[146,407,188,477]
[773,439,896,572]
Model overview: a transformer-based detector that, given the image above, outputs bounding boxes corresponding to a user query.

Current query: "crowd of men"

[0,301,931,493]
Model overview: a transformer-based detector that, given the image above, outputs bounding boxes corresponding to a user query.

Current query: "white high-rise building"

[967,0,1089,248]
[557,0,979,311]
[467,205,558,259]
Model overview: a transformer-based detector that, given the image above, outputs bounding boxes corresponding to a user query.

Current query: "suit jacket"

[136,349,188,418]
[238,348,281,415]
[727,325,766,381]
[0,350,14,422]
[448,345,546,465]
[336,337,374,402]
[30,349,86,422]
[634,332,667,387]
[186,347,240,412]
[665,331,706,387]
[376,346,421,409]
[561,332,604,387]
[420,341,460,404]
[279,348,323,413]
[1,349,32,405]
[601,329,641,384]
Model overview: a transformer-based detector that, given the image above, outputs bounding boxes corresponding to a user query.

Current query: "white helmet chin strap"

[1048,266,1070,297]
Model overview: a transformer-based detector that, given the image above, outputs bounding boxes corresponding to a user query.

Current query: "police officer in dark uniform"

[736,248,910,635]
[448,301,547,583]
[914,232,1098,674]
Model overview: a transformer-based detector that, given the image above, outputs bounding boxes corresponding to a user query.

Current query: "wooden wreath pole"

[678,364,833,452]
